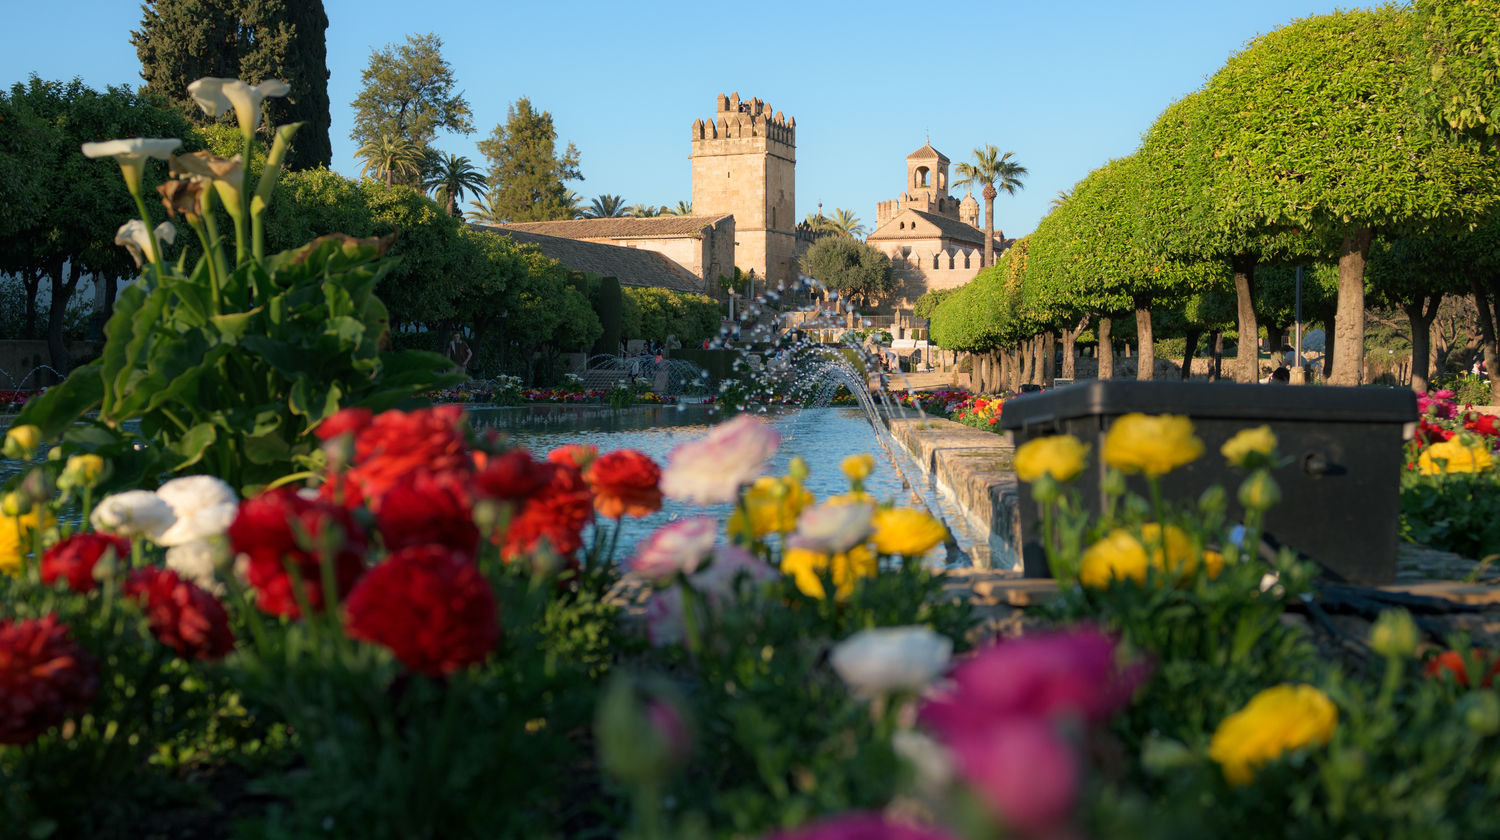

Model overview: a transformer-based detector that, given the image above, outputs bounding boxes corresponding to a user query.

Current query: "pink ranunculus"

[949,719,1079,838]
[644,586,690,646]
[764,813,960,840]
[791,500,875,555]
[660,414,780,504]
[642,546,776,648]
[920,626,1146,739]
[692,545,777,600]
[630,517,718,581]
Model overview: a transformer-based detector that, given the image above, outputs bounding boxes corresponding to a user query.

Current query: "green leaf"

[14,367,104,440]
[242,430,292,465]
[169,422,218,470]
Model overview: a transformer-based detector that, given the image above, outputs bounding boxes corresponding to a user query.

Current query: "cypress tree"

[476,98,583,223]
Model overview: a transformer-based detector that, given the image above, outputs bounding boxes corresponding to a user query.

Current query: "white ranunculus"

[830,626,953,697]
[891,730,955,794]
[165,538,229,593]
[187,77,290,137]
[155,475,239,546]
[659,414,780,504]
[630,516,717,582]
[792,500,874,555]
[91,490,176,541]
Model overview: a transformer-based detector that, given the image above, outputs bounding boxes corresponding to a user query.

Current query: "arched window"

[915,166,930,188]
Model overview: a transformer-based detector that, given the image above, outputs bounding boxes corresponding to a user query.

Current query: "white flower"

[630,517,717,581]
[660,414,780,504]
[891,730,955,794]
[165,538,229,593]
[91,490,176,541]
[187,77,290,137]
[81,138,182,194]
[792,500,874,555]
[830,626,953,697]
[692,545,777,600]
[114,220,176,267]
[155,475,239,546]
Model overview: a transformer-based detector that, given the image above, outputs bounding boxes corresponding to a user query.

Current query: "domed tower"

[959,191,980,228]
[689,92,797,290]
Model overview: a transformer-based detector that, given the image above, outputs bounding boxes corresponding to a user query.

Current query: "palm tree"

[953,145,1028,267]
[423,151,487,216]
[1049,189,1072,211]
[356,133,424,187]
[562,190,584,219]
[819,208,867,239]
[626,203,663,217]
[665,200,693,216]
[583,194,627,218]
[465,191,507,224]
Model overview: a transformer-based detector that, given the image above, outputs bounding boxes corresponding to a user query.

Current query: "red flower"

[344,545,498,677]
[501,462,592,561]
[314,407,373,441]
[1424,649,1500,687]
[227,487,368,618]
[548,444,598,470]
[1464,412,1500,438]
[376,470,478,555]
[124,567,235,660]
[474,449,547,501]
[341,405,472,510]
[0,615,98,745]
[41,533,130,594]
[584,450,662,519]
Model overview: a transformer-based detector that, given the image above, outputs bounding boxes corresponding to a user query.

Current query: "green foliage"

[349,32,472,184]
[622,286,720,345]
[798,236,895,310]
[1413,0,1500,141]
[476,98,584,223]
[1401,461,1500,559]
[594,276,624,354]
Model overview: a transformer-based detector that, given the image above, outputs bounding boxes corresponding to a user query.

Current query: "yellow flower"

[1014,435,1091,483]
[3,424,42,459]
[1102,414,1204,477]
[1078,524,1212,588]
[841,453,875,483]
[1418,438,1494,475]
[61,453,106,488]
[871,508,947,556]
[1221,425,1277,468]
[729,476,812,538]
[1238,471,1281,511]
[780,545,877,600]
[0,509,55,577]
[1209,684,1337,785]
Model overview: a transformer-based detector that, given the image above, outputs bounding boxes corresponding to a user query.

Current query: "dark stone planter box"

[1000,381,1416,585]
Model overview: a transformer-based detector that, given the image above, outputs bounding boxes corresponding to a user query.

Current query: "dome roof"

[960,192,979,210]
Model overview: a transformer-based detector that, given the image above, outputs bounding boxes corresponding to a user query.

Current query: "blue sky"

[2,0,1381,239]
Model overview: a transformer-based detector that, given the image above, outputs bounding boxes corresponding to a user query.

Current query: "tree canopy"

[476,98,583,223]
[798,236,895,310]
[349,32,472,172]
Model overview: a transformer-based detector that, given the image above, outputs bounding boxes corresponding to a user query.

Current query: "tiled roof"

[906,142,948,162]
[471,224,706,295]
[492,214,731,240]
[868,209,1000,248]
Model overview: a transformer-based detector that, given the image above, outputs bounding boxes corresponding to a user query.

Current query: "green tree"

[816,208,866,239]
[132,0,330,169]
[799,235,895,311]
[1413,0,1500,142]
[477,97,583,223]
[357,133,423,186]
[1195,7,1500,385]
[953,145,1027,268]
[423,151,486,217]
[666,200,693,216]
[584,194,627,218]
[626,204,663,218]
[350,32,473,183]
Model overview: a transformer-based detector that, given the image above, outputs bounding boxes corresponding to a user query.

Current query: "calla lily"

[115,219,177,267]
[81,137,182,196]
[187,77,290,137]
[171,151,245,221]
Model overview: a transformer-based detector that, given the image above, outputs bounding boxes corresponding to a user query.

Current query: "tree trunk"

[1182,328,1201,380]
[1401,296,1440,394]
[1135,307,1155,381]
[1471,276,1500,405]
[1019,339,1034,386]
[1007,347,1020,393]
[982,183,997,268]
[1043,329,1057,384]
[1061,327,1078,380]
[1231,253,1259,383]
[47,258,78,375]
[1098,317,1114,380]
[23,269,41,339]
[1211,330,1223,380]
[1330,228,1374,386]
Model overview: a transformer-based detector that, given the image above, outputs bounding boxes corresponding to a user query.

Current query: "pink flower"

[920,626,1145,738]
[660,414,780,504]
[643,546,776,647]
[949,719,1079,837]
[630,517,717,581]
[764,814,959,840]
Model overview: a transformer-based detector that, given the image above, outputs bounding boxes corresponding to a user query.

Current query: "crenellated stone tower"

[690,92,796,290]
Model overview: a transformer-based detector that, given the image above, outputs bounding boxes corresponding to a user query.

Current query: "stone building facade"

[690,93,798,291]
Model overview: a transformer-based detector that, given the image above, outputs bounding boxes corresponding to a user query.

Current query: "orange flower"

[1424,649,1500,687]
[585,450,663,519]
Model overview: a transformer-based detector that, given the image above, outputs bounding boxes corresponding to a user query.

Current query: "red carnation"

[227,487,368,618]
[0,615,98,745]
[500,461,593,561]
[547,443,598,470]
[342,405,472,511]
[474,449,547,501]
[344,545,498,677]
[376,470,478,555]
[124,567,235,660]
[584,450,662,519]
[41,532,130,594]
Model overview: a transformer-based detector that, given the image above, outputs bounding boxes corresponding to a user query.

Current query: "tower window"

[916,166,930,188]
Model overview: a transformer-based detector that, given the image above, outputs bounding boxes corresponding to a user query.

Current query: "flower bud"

[1459,691,1500,736]
[787,456,809,482]
[1237,471,1280,511]
[3,425,41,459]
[47,446,65,462]
[60,453,106,489]
[596,675,691,786]
[1032,474,1061,505]
[20,467,55,504]
[1101,468,1127,499]
[1198,485,1227,516]
[1369,609,1419,660]
[1,490,31,517]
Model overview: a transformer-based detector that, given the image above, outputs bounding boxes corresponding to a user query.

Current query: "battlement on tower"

[691,92,795,147]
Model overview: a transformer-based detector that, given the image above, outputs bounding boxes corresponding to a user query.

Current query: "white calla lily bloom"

[830,625,953,698]
[187,77,290,137]
[114,220,176,267]
[81,138,182,194]
[91,490,177,541]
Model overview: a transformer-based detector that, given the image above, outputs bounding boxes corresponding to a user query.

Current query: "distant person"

[446,330,472,374]
[1269,366,1290,384]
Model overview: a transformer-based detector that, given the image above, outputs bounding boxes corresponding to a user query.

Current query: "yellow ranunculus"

[3,424,42,459]
[871,508,947,556]
[1102,414,1204,477]
[1221,425,1278,468]
[780,545,877,600]
[1209,684,1337,785]
[729,476,812,538]
[0,509,56,577]
[1014,435,1091,483]
[62,453,106,488]
[1418,438,1494,475]
[1078,524,1213,588]
[841,453,875,483]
